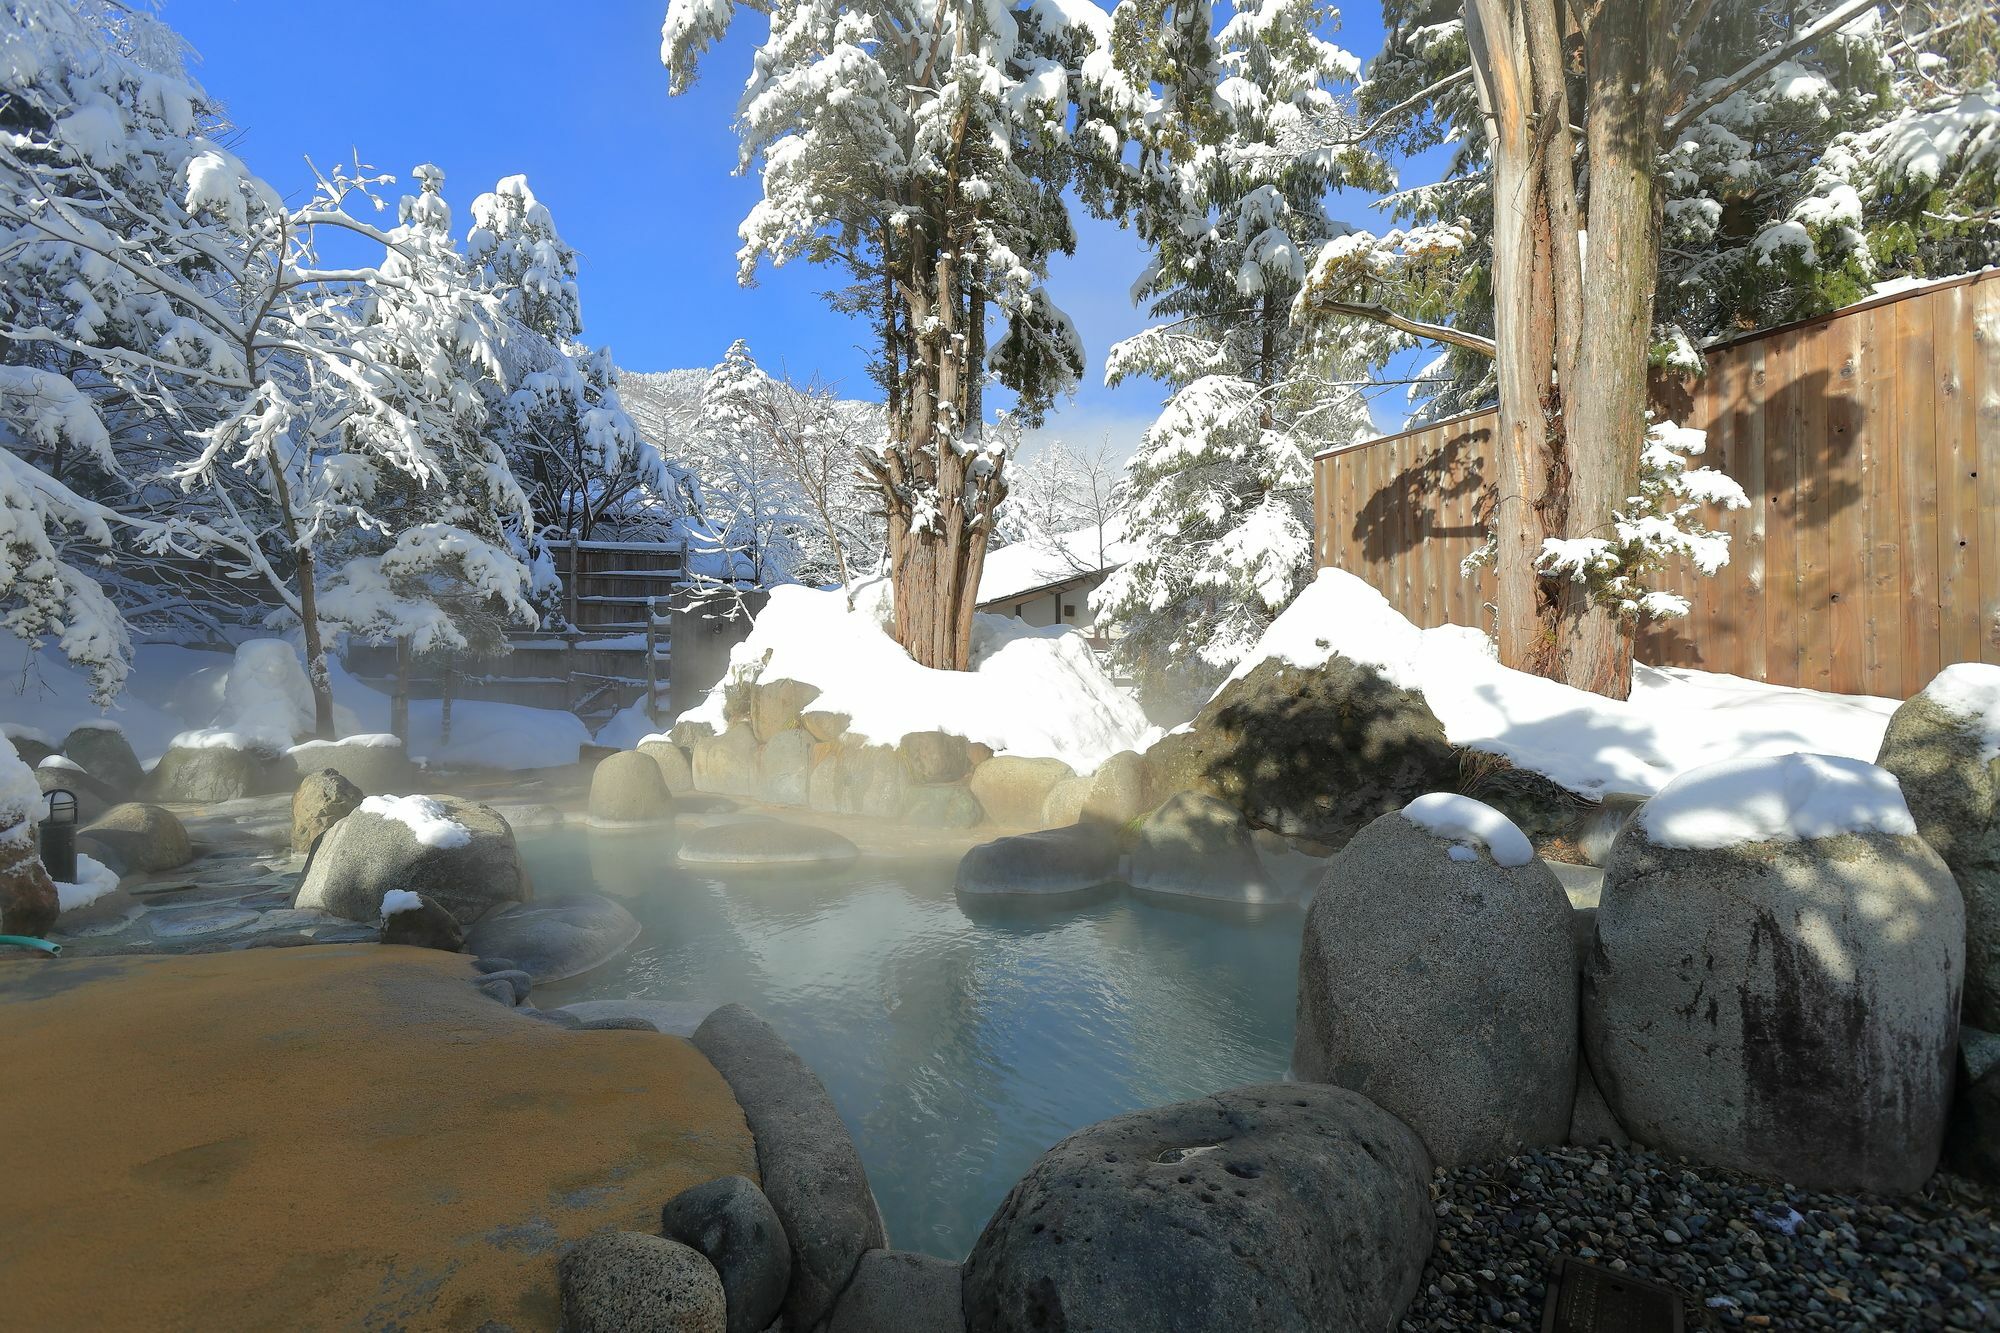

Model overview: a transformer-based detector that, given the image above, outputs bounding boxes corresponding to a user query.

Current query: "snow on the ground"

[0,632,228,762]
[1923,662,2000,761]
[595,701,666,750]
[1400,792,1535,867]
[675,581,1157,771]
[1235,569,1905,798]
[54,853,119,913]
[212,639,317,747]
[977,521,1127,604]
[360,795,471,849]
[290,733,403,753]
[1638,753,1917,850]
[323,659,590,771]
[380,888,424,917]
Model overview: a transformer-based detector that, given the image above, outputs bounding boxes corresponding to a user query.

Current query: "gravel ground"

[1401,1146,1999,1330]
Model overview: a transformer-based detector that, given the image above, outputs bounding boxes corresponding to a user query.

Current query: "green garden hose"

[0,934,59,955]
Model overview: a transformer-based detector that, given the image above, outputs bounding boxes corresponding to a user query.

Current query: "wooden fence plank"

[1857,301,1902,697]
[1738,337,1770,685]
[1898,294,1942,689]
[1935,282,1982,668]
[1824,307,1870,694]
[1975,278,2000,664]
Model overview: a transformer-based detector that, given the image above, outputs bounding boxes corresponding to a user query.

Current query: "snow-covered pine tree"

[686,340,811,589]
[1089,0,1389,705]
[662,0,1121,669]
[995,437,1125,572]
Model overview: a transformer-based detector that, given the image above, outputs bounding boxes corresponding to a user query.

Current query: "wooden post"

[390,636,411,743]
[645,596,661,726]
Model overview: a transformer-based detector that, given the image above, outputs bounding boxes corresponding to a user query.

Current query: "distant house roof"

[977,522,1128,606]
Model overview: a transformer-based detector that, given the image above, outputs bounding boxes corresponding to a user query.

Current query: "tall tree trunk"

[295,549,336,740]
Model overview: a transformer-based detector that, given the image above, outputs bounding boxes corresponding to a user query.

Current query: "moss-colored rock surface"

[0,945,755,1330]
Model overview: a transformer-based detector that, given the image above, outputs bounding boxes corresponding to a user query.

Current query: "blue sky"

[168,0,1414,456]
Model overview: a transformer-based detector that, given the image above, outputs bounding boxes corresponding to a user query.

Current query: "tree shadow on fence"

[1347,424,1495,566]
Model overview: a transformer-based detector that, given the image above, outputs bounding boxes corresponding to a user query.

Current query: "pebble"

[1399,1146,2000,1331]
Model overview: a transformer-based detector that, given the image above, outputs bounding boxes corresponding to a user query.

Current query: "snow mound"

[1235,569,1902,797]
[359,795,470,849]
[289,734,403,754]
[1922,662,2000,762]
[36,755,83,772]
[1399,793,1535,867]
[1638,753,1917,850]
[595,702,664,751]
[380,888,424,918]
[676,582,1156,771]
[0,738,40,833]
[55,853,119,913]
[216,639,316,748]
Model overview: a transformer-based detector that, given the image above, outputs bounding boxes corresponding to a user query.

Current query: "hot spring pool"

[519,825,1304,1261]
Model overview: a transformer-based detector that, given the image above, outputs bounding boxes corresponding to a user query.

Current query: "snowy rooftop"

[976,522,1128,606]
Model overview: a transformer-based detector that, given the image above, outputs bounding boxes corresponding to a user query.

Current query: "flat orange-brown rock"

[0,945,754,1330]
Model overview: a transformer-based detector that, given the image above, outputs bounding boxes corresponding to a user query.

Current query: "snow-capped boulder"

[755,729,814,807]
[378,890,464,952]
[1583,753,1963,1194]
[1144,655,1457,848]
[60,724,144,796]
[956,824,1120,898]
[143,736,293,803]
[1129,792,1277,904]
[750,678,821,743]
[962,1083,1433,1333]
[0,825,58,938]
[294,794,527,926]
[1875,664,2000,1029]
[898,730,971,785]
[638,740,695,795]
[293,768,363,856]
[691,729,760,799]
[1294,799,1577,1166]
[284,735,419,796]
[589,750,675,825]
[558,1232,726,1333]
[77,803,190,874]
[658,1175,792,1333]
[968,756,1073,828]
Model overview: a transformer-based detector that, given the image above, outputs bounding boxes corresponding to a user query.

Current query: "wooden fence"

[1313,268,2000,699]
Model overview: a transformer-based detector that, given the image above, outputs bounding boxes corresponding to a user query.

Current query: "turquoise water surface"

[520,826,1304,1261]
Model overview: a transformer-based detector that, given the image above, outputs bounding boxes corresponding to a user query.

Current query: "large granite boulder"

[1584,755,1964,1194]
[801,709,850,743]
[751,678,822,743]
[1875,665,2000,1029]
[899,782,983,829]
[283,736,419,796]
[6,729,56,769]
[1130,792,1278,904]
[968,756,1074,828]
[460,894,641,983]
[956,824,1120,897]
[1080,749,1151,827]
[1039,774,1090,828]
[658,1175,791,1333]
[756,728,815,807]
[77,803,191,874]
[143,739,293,803]
[293,794,527,927]
[691,728,760,799]
[378,891,464,951]
[639,740,695,795]
[806,742,907,820]
[691,1005,886,1331]
[678,819,858,868]
[0,823,58,937]
[1143,654,1456,847]
[61,724,144,796]
[898,730,971,785]
[35,761,120,824]
[963,1083,1433,1333]
[590,750,675,825]
[828,1250,964,1333]
[558,1232,726,1333]
[1294,804,1577,1166]
[292,768,363,856]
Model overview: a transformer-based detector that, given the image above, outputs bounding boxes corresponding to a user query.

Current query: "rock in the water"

[77,803,191,874]
[1293,809,1577,1166]
[967,756,1074,828]
[1080,749,1151,827]
[1876,673,2000,1029]
[556,999,715,1035]
[284,736,419,796]
[558,1231,726,1333]
[1130,792,1277,903]
[658,1175,791,1333]
[962,1082,1433,1333]
[751,678,821,743]
[898,730,970,785]
[828,1250,964,1333]
[1039,774,1090,828]
[143,741,293,804]
[1584,819,1964,1194]
[591,750,676,825]
[691,1004,886,1330]
[756,728,814,807]
[0,827,58,938]
[293,795,527,927]
[379,893,465,951]
[955,824,1119,897]
[639,740,695,795]
[679,819,858,868]
[292,768,364,856]
[692,728,760,799]
[899,782,983,829]
[61,725,144,795]
[1143,655,1456,847]
[460,894,638,983]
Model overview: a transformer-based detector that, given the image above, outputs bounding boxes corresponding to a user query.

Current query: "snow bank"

[360,795,470,849]
[677,582,1156,771]
[0,633,227,763]
[55,853,119,913]
[595,702,664,751]
[1236,570,1903,797]
[289,733,403,753]
[211,639,315,748]
[1638,753,1917,850]
[1400,793,1534,867]
[380,888,424,917]
[1923,662,2000,762]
